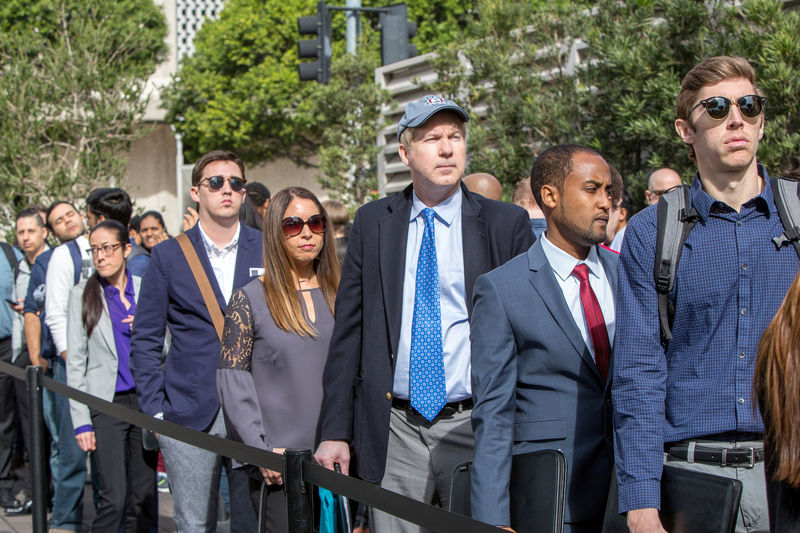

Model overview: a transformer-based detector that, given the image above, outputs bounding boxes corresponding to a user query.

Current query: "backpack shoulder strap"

[175,233,224,342]
[1,242,18,273]
[654,185,699,342]
[67,240,83,285]
[769,175,800,260]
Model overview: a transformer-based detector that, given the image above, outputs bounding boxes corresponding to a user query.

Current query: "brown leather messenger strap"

[175,233,224,341]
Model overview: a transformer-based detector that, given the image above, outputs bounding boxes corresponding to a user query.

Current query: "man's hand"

[260,448,286,486]
[76,431,96,452]
[182,207,199,231]
[627,508,667,533]
[8,299,23,315]
[314,440,350,475]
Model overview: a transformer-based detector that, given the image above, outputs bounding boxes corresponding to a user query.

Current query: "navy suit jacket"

[317,182,534,483]
[130,223,263,431]
[470,239,617,525]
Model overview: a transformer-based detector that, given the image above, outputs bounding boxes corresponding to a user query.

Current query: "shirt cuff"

[75,425,93,436]
[618,479,662,514]
[154,412,164,420]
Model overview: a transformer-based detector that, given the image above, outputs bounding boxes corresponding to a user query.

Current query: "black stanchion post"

[26,366,47,533]
[285,448,313,533]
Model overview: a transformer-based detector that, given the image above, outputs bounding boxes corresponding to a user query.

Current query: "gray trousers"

[665,439,769,533]
[370,405,474,533]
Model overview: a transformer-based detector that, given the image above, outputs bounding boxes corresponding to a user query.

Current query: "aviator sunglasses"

[281,214,327,237]
[690,95,766,121]
[197,175,247,192]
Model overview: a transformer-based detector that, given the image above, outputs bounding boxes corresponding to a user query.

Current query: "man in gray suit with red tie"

[470,144,618,532]
[314,95,533,532]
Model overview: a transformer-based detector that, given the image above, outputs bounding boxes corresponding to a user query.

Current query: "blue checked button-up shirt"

[612,165,800,513]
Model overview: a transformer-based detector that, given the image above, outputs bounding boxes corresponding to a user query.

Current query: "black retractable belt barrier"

[26,367,48,533]
[0,360,500,533]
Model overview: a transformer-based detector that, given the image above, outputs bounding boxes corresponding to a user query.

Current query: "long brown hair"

[82,220,129,338]
[754,270,800,486]
[261,187,340,336]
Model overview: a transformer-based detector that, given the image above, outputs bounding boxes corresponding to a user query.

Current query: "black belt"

[667,444,764,468]
[391,397,473,417]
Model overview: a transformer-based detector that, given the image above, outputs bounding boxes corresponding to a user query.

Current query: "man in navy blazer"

[315,95,533,531]
[471,145,618,533]
[131,150,261,533]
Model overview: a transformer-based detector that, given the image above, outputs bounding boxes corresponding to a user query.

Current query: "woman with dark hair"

[138,210,169,252]
[217,187,340,531]
[755,269,800,530]
[66,220,157,532]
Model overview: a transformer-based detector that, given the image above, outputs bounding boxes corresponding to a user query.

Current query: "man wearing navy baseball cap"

[315,95,533,531]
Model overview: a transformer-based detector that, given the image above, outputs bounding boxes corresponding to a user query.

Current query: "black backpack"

[654,175,800,342]
[1,242,20,281]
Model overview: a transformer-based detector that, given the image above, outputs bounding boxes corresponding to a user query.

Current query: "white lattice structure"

[176,0,225,59]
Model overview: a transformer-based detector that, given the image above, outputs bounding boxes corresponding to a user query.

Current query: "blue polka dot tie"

[409,208,446,421]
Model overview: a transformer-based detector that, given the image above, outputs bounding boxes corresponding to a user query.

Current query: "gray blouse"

[216,279,334,460]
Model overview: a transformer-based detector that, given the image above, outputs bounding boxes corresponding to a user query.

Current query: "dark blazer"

[470,239,618,525]
[130,223,263,431]
[317,182,534,483]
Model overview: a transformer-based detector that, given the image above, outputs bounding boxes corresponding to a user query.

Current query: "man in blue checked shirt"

[613,55,799,533]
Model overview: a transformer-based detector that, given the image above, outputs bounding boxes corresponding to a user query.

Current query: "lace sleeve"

[219,289,253,372]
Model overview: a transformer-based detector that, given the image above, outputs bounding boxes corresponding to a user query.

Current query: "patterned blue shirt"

[613,165,799,512]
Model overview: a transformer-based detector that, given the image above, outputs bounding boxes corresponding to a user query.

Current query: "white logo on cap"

[425,96,446,105]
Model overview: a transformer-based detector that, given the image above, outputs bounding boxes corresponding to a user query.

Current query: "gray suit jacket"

[66,276,141,430]
[470,239,617,525]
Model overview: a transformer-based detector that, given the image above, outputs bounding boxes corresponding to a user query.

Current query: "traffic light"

[379,3,417,66]
[298,1,332,84]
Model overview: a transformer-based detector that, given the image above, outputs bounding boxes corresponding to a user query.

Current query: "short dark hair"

[191,150,245,186]
[86,187,132,226]
[140,210,166,229]
[45,200,78,230]
[529,144,602,207]
[129,214,142,232]
[609,165,623,205]
[620,187,632,214]
[16,207,46,226]
[245,182,270,207]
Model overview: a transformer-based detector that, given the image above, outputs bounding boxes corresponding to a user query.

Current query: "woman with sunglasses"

[217,187,340,531]
[65,220,157,532]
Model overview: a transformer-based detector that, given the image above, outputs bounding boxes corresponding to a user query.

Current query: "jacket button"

[386,392,392,401]
[390,353,394,359]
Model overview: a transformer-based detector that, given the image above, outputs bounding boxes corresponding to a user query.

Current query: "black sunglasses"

[690,95,766,121]
[197,175,247,192]
[281,214,327,237]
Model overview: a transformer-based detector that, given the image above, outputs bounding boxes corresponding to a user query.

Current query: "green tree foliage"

[428,0,800,210]
[0,0,167,231]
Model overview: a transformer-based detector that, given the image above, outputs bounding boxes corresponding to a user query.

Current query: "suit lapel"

[187,225,227,312]
[461,185,488,315]
[231,225,258,309]
[380,187,412,357]
[527,242,603,382]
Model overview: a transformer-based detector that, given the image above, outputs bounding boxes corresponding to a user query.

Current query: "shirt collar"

[197,220,241,254]
[540,233,604,282]
[409,186,462,226]
[100,269,134,300]
[691,163,773,221]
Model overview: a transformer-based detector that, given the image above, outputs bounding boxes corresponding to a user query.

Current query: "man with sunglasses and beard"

[613,56,798,533]
[131,150,261,533]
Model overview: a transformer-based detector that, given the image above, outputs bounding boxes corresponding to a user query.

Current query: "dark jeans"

[90,390,157,533]
[248,476,288,533]
[11,349,32,496]
[0,337,17,492]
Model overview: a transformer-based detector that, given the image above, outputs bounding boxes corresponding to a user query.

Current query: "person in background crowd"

[129,216,143,247]
[218,187,339,531]
[644,168,683,206]
[321,199,350,264]
[463,173,504,201]
[2,207,50,515]
[512,177,547,239]
[605,166,629,252]
[245,182,270,222]
[131,150,261,533]
[138,211,169,254]
[614,56,796,533]
[314,95,533,532]
[66,220,156,532]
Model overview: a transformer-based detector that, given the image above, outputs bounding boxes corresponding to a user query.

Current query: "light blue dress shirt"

[393,187,471,402]
[1,245,23,339]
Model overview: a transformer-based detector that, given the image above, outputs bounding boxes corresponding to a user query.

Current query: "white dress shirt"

[197,221,241,304]
[45,236,91,354]
[394,187,471,402]
[540,234,615,359]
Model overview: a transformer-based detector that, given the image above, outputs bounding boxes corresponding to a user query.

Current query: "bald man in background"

[644,168,683,205]
[463,173,504,201]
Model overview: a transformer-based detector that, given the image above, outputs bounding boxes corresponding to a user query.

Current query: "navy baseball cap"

[396,95,470,142]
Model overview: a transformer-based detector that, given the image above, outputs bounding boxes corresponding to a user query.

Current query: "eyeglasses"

[197,175,247,192]
[87,243,124,257]
[690,95,766,121]
[281,214,327,237]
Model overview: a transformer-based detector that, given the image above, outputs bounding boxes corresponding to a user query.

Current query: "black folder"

[602,464,743,533]
[449,449,567,533]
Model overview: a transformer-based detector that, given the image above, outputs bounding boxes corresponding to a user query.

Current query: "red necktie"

[572,263,610,381]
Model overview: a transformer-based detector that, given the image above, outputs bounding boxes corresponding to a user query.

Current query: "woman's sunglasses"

[690,95,766,121]
[281,214,327,237]
[197,175,247,192]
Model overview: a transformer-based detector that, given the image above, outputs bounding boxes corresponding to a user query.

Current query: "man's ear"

[540,183,559,210]
[675,118,695,146]
[398,143,410,167]
[189,186,200,203]
[619,206,628,223]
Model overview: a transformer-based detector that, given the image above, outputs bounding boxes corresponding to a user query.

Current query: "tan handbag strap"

[176,233,224,341]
